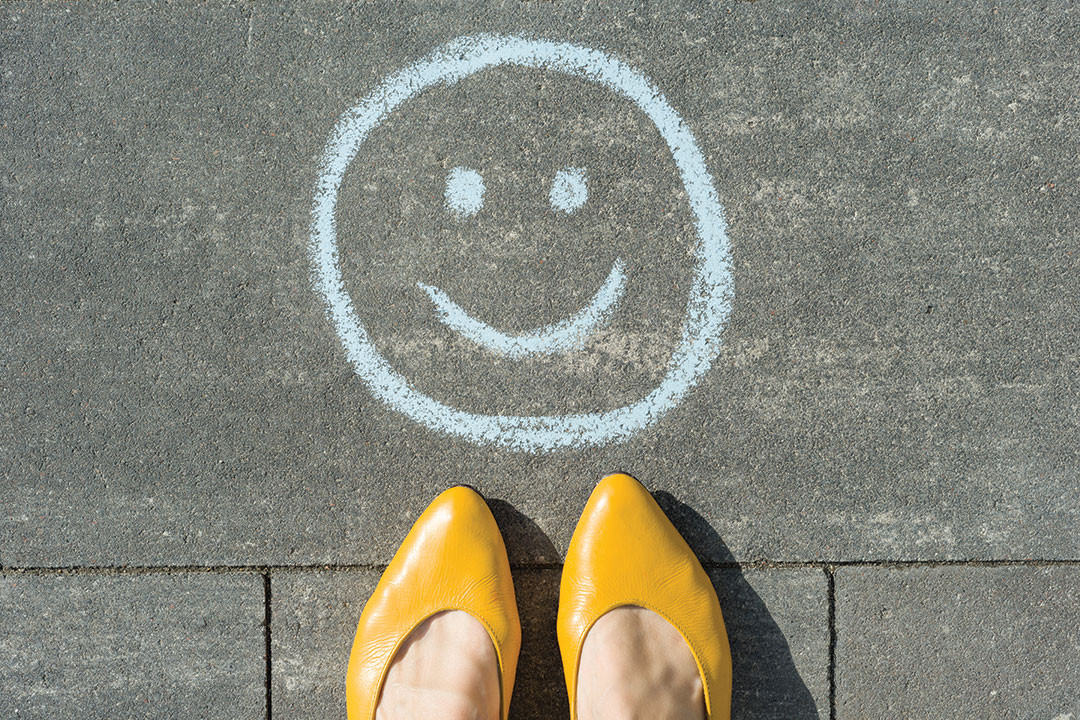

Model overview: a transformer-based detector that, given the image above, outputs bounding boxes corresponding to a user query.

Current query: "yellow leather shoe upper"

[557,473,732,719]
[346,486,521,720]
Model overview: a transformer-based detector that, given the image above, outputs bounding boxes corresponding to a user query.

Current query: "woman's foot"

[576,606,706,720]
[375,610,500,720]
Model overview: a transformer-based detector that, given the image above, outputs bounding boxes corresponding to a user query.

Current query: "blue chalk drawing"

[550,167,588,213]
[445,166,485,217]
[418,258,627,359]
[310,35,734,452]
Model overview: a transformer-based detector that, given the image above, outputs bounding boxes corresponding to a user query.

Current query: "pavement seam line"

[264,571,273,720]
[2,559,1080,574]
[827,565,837,720]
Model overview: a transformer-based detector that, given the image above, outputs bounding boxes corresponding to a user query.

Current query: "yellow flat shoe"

[346,486,521,720]
[557,473,732,719]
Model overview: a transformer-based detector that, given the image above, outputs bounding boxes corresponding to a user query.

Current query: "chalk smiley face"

[311,35,734,451]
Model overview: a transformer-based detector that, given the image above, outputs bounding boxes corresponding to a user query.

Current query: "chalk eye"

[550,167,587,213]
[445,166,485,218]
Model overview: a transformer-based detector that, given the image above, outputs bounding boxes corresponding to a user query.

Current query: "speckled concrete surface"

[836,565,1080,719]
[0,572,266,718]
[2,1,1078,717]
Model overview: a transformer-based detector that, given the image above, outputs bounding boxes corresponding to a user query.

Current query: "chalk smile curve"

[419,258,627,359]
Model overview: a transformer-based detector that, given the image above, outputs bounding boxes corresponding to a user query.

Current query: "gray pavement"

[0,572,265,718]
[2,1,1078,718]
[836,565,1080,719]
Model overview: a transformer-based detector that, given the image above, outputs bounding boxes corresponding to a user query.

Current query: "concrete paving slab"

[0,571,266,719]
[271,565,827,719]
[3,1,1079,567]
[269,569,376,719]
[835,565,1080,719]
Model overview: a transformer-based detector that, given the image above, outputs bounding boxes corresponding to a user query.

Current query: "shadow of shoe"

[486,498,561,566]
[652,491,822,720]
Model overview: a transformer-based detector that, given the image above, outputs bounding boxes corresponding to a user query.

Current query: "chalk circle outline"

[311,34,734,452]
